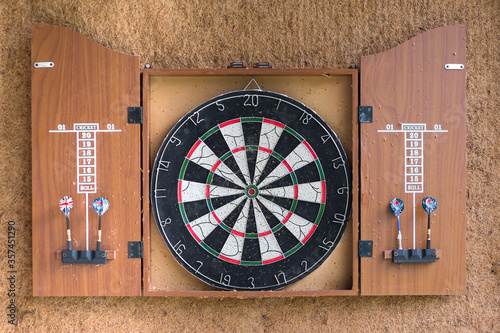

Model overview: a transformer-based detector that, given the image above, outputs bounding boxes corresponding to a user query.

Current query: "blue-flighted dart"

[59,196,74,251]
[390,198,405,250]
[92,198,109,251]
[422,197,437,249]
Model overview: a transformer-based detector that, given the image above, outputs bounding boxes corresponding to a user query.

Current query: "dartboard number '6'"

[151,90,351,290]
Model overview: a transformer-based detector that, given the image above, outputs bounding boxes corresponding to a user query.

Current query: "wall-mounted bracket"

[61,250,107,264]
[34,61,54,68]
[390,249,438,263]
[444,64,464,70]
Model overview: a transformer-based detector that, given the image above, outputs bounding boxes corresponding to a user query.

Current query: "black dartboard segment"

[151,90,351,291]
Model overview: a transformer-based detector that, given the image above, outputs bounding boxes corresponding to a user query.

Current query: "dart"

[92,197,109,251]
[390,198,404,250]
[422,197,437,249]
[59,196,74,250]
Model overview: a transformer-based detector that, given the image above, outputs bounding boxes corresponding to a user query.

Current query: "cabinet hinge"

[358,106,373,123]
[128,241,143,258]
[253,62,273,69]
[227,62,246,68]
[127,107,143,124]
[359,240,373,257]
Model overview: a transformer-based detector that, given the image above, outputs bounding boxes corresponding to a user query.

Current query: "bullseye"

[245,185,258,198]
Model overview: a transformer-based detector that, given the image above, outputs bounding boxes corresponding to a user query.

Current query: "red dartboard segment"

[321,181,326,203]
[302,140,317,159]
[263,118,285,128]
[211,159,222,172]
[282,211,293,224]
[219,254,241,264]
[219,118,241,128]
[231,146,246,153]
[231,230,245,237]
[186,139,202,159]
[211,211,222,224]
[187,224,202,243]
[302,225,318,244]
[258,230,273,237]
[258,146,272,154]
[177,180,183,202]
[282,160,293,172]
[263,255,285,265]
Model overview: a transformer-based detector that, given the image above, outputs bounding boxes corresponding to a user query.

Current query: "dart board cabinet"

[31,24,466,296]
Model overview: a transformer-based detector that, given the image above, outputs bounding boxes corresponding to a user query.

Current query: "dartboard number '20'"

[151,90,351,290]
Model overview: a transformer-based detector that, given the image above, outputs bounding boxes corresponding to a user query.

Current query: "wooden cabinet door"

[359,26,466,295]
[31,24,142,296]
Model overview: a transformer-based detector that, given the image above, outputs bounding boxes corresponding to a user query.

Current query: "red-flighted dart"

[390,198,404,250]
[59,196,74,250]
[92,198,109,251]
[422,197,437,249]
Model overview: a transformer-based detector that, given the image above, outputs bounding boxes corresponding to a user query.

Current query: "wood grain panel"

[360,26,466,295]
[32,24,141,296]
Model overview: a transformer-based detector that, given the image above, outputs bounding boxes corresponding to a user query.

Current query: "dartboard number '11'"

[151,90,351,290]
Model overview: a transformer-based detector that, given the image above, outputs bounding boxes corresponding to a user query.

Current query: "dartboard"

[151,89,351,290]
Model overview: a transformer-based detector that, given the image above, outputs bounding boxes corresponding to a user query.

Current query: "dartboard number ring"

[151,89,351,291]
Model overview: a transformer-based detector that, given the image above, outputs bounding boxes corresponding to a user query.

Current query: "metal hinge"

[358,106,373,123]
[253,62,273,69]
[128,241,143,258]
[359,240,373,257]
[227,62,246,68]
[127,107,143,124]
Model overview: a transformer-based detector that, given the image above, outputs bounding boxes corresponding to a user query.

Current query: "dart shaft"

[97,214,102,251]
[397,216,402,250]
[66,214,72,251]
[427,214,431,249]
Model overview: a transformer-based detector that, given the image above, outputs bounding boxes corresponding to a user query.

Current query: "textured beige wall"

[1,0,498,331]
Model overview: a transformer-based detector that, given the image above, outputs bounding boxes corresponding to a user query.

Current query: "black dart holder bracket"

[61,250,107,264]
[392,249,438,263]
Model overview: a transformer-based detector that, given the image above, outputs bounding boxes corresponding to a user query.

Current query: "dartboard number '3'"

[151,90,351,290]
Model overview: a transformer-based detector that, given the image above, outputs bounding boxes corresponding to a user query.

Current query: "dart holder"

[61,250,108,264]
[392,249,437,263]
[384,248,441,263]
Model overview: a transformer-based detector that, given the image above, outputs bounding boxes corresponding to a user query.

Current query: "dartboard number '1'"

[151,90,351,291]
